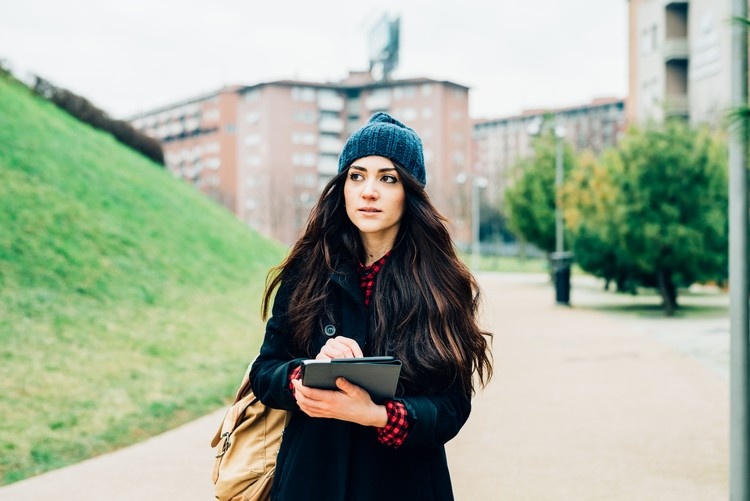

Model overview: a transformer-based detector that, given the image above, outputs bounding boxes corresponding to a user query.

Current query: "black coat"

[250,261,472,501]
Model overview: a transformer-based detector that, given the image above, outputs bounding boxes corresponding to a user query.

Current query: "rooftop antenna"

[368,13,400,81]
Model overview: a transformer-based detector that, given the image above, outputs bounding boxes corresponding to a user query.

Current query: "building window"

[452,151,465,166]
[292,86,316,102]
[421,83,433,96]
[393,86,416,100]
[244,133,261,146]
[399,108,418,121]
[293,110,317,123]
[292,132,316,145]
[641,25,658,54]
[365,88,391,110]
[203,108,220,121]
[294,174,317,187]
[292,153,317,167]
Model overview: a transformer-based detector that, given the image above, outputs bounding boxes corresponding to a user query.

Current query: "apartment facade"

[628,0,732,125]
[471,98,626,210]
[129,87,243,213]
[129,73,471,245]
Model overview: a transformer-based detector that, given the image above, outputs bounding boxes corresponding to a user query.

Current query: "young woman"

[250,112,493,501]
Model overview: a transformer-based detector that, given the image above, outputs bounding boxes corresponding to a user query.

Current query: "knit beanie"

[338,112,426,186]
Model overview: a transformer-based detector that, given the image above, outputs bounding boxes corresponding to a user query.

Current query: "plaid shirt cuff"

[377,400,409,448]
[289,365,302,396]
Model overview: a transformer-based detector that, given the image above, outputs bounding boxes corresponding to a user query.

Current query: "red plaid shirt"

[288,252,410,448]
[358,252,390,306]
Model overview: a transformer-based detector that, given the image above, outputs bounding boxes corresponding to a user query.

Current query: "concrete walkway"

[447,273,727,500]
[0,273,729,500]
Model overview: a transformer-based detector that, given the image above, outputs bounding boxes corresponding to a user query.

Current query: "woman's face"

[344,155,406,245]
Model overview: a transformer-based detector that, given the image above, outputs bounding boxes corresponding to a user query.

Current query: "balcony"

[364,92,391,111]
[319,116,344,134]
[664,94,689,118]
[318,94,344,112]
[346,99,361,117]
[318,135,343,155]
[663,38,688,62]
[317,154,338,175]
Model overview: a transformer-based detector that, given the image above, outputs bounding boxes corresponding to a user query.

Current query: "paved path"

[446,273,727,500]
[0,273,729,500]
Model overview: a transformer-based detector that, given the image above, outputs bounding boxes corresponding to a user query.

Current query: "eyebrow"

[349,165,397,173]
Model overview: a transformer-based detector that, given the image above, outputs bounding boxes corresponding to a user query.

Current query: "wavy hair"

[262,165,493,395]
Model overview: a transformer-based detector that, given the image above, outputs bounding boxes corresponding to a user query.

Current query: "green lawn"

[0,73,285,484]
[460,253,550,273]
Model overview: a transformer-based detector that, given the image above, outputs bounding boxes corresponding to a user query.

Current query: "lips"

[359,207,381,213]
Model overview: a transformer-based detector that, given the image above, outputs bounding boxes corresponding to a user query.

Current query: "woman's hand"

[292,377,388,427]
[316,336,363,360]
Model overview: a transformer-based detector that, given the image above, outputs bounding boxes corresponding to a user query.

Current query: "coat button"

[323,324,336,337]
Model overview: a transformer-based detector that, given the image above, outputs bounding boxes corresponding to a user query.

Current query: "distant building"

[128,87,243,214]
[627,0,731,125]
[471,98,626,212]
[129,72,471,245]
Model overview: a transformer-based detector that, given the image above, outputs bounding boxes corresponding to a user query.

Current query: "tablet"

[300,356,402,403]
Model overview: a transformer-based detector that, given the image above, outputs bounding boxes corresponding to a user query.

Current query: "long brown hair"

[263,165,493,395]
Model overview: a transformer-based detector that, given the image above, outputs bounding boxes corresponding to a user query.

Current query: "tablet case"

[300,357,402,403]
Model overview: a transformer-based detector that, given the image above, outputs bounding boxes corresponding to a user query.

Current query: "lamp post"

[456,173,488,271]
[554,125,565,254]
[551,124,572,305]
[528,117,572,305]
[729,0,749,498]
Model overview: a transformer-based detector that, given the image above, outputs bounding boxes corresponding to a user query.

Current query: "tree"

[564,150,636,292]
[607,121,727,315]
[505,131,577,253]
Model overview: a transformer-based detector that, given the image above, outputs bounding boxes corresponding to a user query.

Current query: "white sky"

[0,0,628,120]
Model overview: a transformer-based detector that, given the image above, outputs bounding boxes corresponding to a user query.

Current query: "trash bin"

[551,251,573,305]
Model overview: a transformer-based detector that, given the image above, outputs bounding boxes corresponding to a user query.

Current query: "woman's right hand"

[316,336,363,360]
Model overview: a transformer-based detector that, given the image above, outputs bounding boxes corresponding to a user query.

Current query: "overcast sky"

[1,0,628,120]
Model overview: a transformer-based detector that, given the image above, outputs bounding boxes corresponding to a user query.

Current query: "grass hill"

[0,72,286,484]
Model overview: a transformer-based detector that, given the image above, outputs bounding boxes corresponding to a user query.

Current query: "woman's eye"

[349,172,364,181]
[381,175,398,184]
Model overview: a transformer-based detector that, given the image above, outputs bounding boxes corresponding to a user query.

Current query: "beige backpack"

[211,364,290,501]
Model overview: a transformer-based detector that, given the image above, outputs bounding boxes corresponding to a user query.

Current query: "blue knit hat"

[338,112,426,186]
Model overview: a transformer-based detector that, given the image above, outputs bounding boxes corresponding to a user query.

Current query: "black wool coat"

[250,261,472,501]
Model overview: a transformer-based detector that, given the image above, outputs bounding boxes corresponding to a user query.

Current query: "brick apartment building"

[129,72,472,245]
[471,98,626,211]
[627,0,731,126]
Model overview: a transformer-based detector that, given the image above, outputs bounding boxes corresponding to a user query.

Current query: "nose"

[361,180,379,200]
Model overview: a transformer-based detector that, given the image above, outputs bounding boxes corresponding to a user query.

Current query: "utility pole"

[729,0,750,499]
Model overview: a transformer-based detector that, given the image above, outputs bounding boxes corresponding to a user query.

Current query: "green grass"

[0,73,286,484]
[460,253,550,273]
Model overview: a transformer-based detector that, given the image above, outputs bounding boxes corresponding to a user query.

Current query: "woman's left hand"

[292,377,388,427]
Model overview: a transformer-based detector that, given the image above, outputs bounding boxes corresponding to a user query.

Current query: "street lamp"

[552,124,572,305]
[456,173,488,271]
[528,117,572,305]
